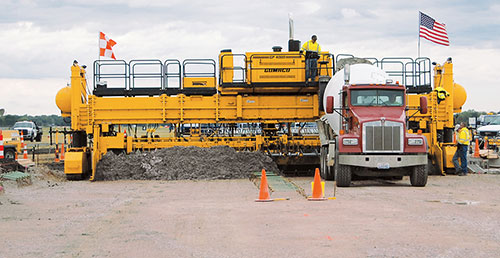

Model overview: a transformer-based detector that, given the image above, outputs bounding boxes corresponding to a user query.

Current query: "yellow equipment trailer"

[1,130,23,160]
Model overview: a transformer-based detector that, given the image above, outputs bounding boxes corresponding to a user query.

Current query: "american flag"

[419,12,449,46]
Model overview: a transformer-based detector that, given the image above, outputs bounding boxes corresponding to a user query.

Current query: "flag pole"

[418,12,421,58]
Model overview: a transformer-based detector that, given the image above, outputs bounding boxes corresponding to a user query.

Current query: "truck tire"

[410,165,428,187]
[4,148,16,161]
[320,146,334,180]
[336,164,352,187]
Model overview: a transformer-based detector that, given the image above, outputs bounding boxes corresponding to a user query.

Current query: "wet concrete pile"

[95,146,280,181]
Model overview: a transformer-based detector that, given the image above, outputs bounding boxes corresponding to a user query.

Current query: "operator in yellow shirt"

[434,86,450,104]
[301,35,321,83]
[452,122,471,176]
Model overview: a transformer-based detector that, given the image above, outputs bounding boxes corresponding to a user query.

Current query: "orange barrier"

[0,130,4,159]
[255,169,273,202]
[20,131,28,159]
[308,168,327,201]
[54,144,60,163]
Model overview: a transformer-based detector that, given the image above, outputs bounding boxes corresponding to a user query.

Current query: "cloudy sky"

[0,0,499,115]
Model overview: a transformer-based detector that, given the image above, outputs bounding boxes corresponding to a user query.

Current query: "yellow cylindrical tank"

[55,86,71,114]
[453,83,466,110]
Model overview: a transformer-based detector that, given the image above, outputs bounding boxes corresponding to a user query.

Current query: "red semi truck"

[317,63,429,187]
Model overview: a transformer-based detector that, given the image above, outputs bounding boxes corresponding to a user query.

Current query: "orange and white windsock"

[99,32,117,60]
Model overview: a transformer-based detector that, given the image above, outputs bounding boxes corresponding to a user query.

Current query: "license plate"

[377,163,390,169]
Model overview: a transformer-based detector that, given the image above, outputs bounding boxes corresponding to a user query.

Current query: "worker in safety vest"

[434,86,449,104]
[452,122,471,176]
[301,35,321,83]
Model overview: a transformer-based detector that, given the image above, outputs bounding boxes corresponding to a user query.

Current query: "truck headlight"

[342,138,358,145]
[408,138,424,145]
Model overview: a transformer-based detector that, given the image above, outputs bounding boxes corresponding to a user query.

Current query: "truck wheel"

[320,146,334,180]
[4,149,16,161]
[410,165,428,187]
[336,164,352,187]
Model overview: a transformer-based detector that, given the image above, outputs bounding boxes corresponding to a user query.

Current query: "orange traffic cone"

[124,129,127,138]
[308,168,327,201]
[483,136,488,150]
[473,138,480,158]
[255,169,273,202]
[60,143,65,161]
[23,142,28,159]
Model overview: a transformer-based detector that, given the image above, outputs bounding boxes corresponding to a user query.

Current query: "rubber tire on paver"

[336,164,352,187]
[66,174,84,181]
[4,148,16,161]
[410,165,428,187]
[320,146,334,180]
[427,158,440,175]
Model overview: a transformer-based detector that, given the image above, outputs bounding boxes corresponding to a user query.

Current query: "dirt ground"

[1,171,499,258]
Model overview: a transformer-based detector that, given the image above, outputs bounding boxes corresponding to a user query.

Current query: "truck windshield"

[350,89,404,106]
[487,116,500,125]
[13,122,32,128]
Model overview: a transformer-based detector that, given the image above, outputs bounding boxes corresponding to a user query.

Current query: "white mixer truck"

[317,63,429,187]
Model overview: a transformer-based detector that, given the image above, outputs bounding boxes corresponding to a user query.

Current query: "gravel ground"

[95,146,280,181]
[1,168,499,258]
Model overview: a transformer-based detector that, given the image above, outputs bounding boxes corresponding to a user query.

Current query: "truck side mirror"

[420,96,428,114]
[326,96,334,114]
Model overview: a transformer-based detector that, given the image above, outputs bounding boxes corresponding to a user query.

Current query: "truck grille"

[363,121,403,152]
[18,129,29,137]
[479,131,498,137]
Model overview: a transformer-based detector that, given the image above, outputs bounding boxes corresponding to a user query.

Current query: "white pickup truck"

[477,115,500,150]
[12,121,43,142]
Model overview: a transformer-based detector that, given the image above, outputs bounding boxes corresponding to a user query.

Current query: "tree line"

[0,114,68,127]
[455,109,499,125]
